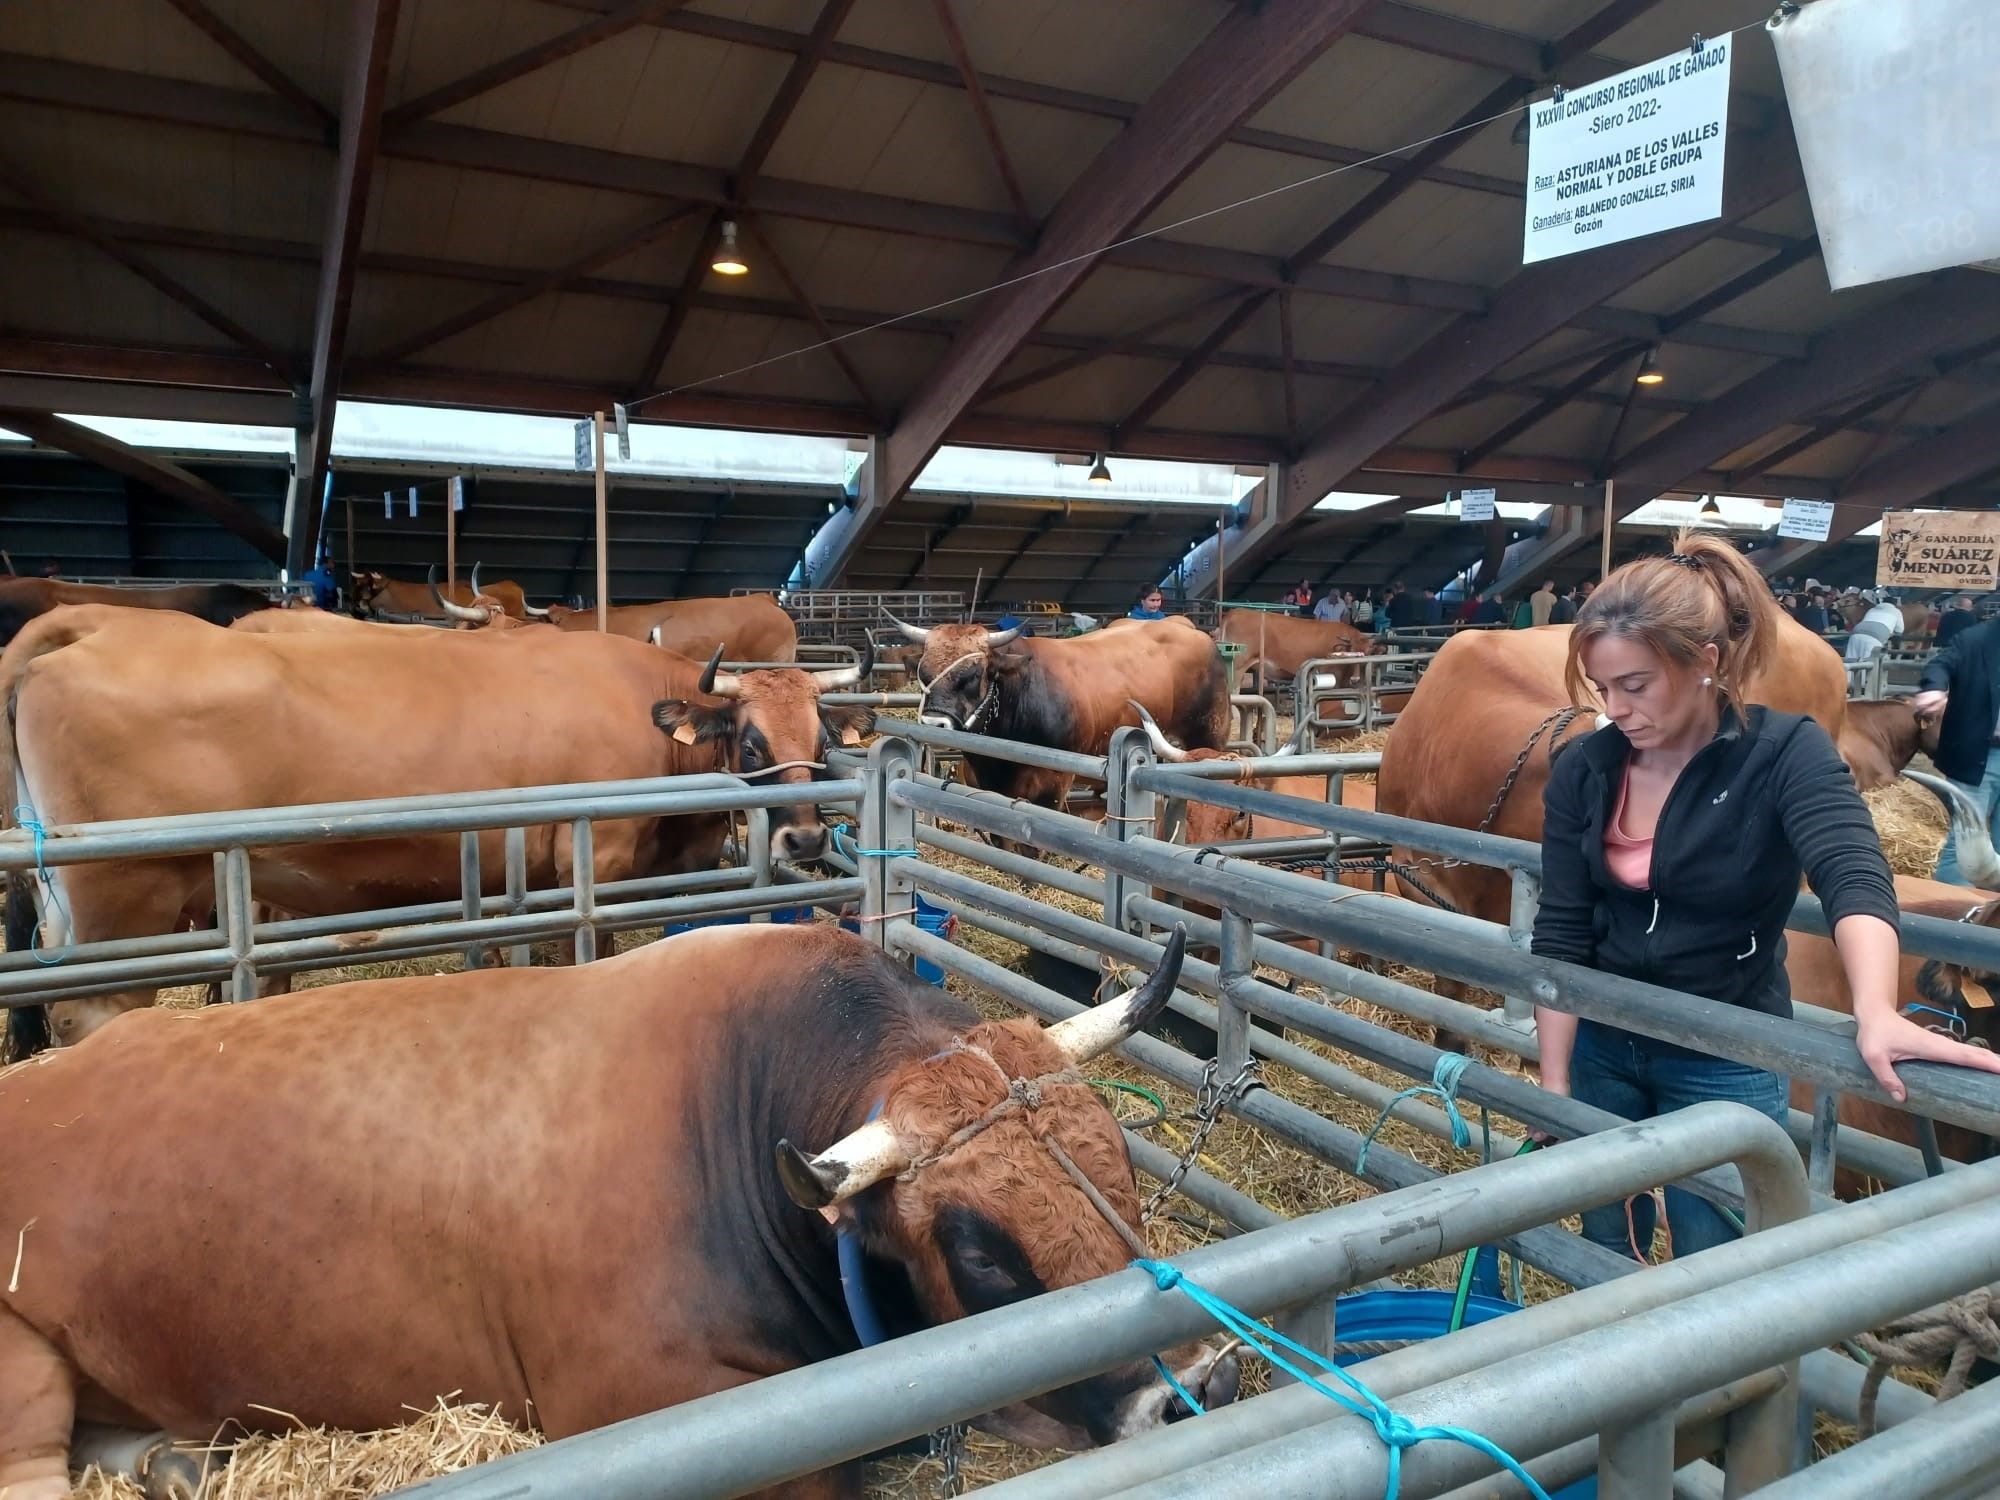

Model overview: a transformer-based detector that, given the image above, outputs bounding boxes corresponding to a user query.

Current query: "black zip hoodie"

[1532,704,1899,1019]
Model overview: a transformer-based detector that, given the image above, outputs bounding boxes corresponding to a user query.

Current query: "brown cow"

[1216,609,1374,695]
[889,614,1228,812]
[530,593,798,661]
[1837,699,1940,792]
[1,608,869,1049]
[351,566,529,620]
[0,576,274,646]
[0,923,1235,1500]
[1376,619,1854,930]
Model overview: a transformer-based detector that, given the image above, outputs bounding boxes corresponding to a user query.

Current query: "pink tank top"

[1605,771,1653,890]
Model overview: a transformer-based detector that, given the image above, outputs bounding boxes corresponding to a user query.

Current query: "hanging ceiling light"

[1087,454,1113,485]
[1699,494,1723,516]
[711,220,749,277]
[1635,349,1666,385]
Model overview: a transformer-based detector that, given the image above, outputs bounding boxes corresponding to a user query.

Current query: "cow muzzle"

[774,819,828,863]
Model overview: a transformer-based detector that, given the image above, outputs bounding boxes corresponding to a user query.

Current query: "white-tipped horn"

[648,624,663,647]
[885,611,931,644]
[1129,700,1190,762]
[985,623,1024,647]
[774,1117,910,1209]
[429,565,490,624]
[1047,925,1187,1063]
[469,562,484,598]
[812,663,862,689]
[1903,771,2000,888]
[523,601,551,618]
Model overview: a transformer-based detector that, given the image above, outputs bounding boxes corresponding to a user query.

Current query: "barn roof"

[0,0,1995,594]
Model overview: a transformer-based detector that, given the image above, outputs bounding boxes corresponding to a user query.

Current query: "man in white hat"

[1845,590,1904,664]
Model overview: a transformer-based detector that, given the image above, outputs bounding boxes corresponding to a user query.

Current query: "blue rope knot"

[1131,1258,1553,1500]
[10,804,68,967]
[1356,1052,1472,1176]
[830,824,919,861]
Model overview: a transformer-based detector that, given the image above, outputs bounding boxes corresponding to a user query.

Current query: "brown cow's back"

[1216,610,1373,684]
[556,595,797,660]
[1025,617,1228,753]
[0,927,889,1440]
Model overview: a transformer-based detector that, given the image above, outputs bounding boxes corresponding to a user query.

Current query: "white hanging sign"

[1459,488,1497,523]
[1772,0,2000,290]
[383,490,393,519]
[613,403,632,461]
[1523,37,1733,265]
[407,486,418,518]
[573,419,593,472]
[449,475,464,512]
[1776,497,1835,542]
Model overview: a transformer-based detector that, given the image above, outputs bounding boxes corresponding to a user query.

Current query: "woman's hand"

[1855,1012,2000,1102]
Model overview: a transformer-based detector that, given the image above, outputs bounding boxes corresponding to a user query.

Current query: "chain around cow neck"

[920,651,1001,733]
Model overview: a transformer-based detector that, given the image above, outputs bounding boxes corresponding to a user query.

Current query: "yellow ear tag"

[840,726,862,746]
[1960,977,1996,1009]
[672,721,698,745]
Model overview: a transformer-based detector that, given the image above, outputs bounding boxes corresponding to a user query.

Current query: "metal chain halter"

[1141,1055,1266,1222]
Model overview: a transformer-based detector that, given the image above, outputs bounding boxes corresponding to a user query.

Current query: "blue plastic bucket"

[663,905,815,939]
[1331,1290,1596,1499]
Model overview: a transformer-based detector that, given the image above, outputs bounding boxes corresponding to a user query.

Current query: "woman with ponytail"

[1531,531,2000,1260]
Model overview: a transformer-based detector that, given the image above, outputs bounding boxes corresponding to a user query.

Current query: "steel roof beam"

[296,0,399,575]
[930,0,1032,227]
[0,405,286,561]
[838,0,1393,589]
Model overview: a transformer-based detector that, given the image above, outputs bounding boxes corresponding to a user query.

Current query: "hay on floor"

[1865,777,1948,880]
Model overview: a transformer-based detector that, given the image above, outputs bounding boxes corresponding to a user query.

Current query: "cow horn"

[885,611,931,645]
[1129,701,1190,762]
[774,1119,910,1209]
[469,562,484,598]
[648,625,664,647]
[811,640,872,691]
[428,564,490,624]
[1047,925,1188,1063]
[1904,771,2000,888]
[522,601,551,618]
[985,623,1024,647]
[698,645,743,699]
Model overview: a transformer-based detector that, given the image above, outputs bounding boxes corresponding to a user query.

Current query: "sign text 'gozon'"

[1876,511,2000,591]
[1524,37,1733,264]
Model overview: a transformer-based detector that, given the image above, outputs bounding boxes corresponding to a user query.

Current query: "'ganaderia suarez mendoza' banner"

[1523,37,1732,264]
[1877,510,2000,590]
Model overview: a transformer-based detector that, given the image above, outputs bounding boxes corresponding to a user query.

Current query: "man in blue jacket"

[1915,613,2000,884]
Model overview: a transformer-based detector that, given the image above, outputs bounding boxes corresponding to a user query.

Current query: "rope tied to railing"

[1855,1282,2000,1437]
[830,824,918,860]
[9,804,69,967]
[1131,1258,1554,1500]
[1355,1053,1472,1176]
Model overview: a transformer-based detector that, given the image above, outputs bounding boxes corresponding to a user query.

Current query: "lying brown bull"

[530,593,798,661]
[890,614,1228,811]
[1377,619,1855,930]
[0,923,1235,1500]
[1,608,869,1050]
[0,576,273,646]
[1215,609,1373,695]
[351,566,529,620]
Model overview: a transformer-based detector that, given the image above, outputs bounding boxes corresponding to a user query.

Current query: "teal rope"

[830,824,918,860]
[10,805,67,967]
[1133,1259,1554,1500]
[1356,1054,1472,1176]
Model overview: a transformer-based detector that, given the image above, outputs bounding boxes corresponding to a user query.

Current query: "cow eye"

[956,1245,1013,1287]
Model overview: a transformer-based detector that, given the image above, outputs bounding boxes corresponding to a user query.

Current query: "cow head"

[1913,897,2000,1049]
[523,601,575,622]
[653,645,874,862]
[349,571,387,614]
[429,564,523,629]
[886,613,1025,733]
[1907,772,2000,890]
[1133,702,1295,845]
[776,927,1240,1446]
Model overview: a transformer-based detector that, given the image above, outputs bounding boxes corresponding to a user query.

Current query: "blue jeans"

[1569,1021,1788,1261]
[1933,745,2000,887]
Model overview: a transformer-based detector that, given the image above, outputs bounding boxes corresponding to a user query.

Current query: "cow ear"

[823,705,875,747]
[654,700,734,746]
[991,646,1030,672]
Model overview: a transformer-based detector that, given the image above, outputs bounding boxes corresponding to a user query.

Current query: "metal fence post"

[1599,1405,1676,1499]
[1723,1371,1803,1496]
[1104,727,1155,936]
[1270,1296,1335,1392]
[1217,910,1253,1078]
[571,817,597,964]
[1808,1089,1841,1198]
[1501,866,1542,1029]
[459,831,485,970]
[860,736,918,952]
[221,844,257,1002]
[504,826,530,968]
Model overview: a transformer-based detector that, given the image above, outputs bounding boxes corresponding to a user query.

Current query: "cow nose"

[918,713,955,730]
[778,824,827,862]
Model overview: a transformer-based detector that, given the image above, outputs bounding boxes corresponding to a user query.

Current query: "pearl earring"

[1702,676,1713,686]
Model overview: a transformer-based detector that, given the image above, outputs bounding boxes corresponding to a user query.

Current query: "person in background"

[1420,587,1443,627]
[1914,608,2000,886]
[1289,579,1314,617]
[1844,591,1904,664]
[1535,531,2000,1259]
[1475,591,1506,626]
[1778,592,1801,621]
[39,559,60,578]
[1797,588,1832,635]
[1352,590,1375,630]
[1313,588,1346,623]
[1456,591,1482,625]
[1128,586,1168,621]
[1530,578,1560,627]
[1551,584,1580,626]
[1936,594,1979,649]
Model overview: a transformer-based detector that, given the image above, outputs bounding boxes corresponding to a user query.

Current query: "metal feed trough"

[9,728,2000,1498]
